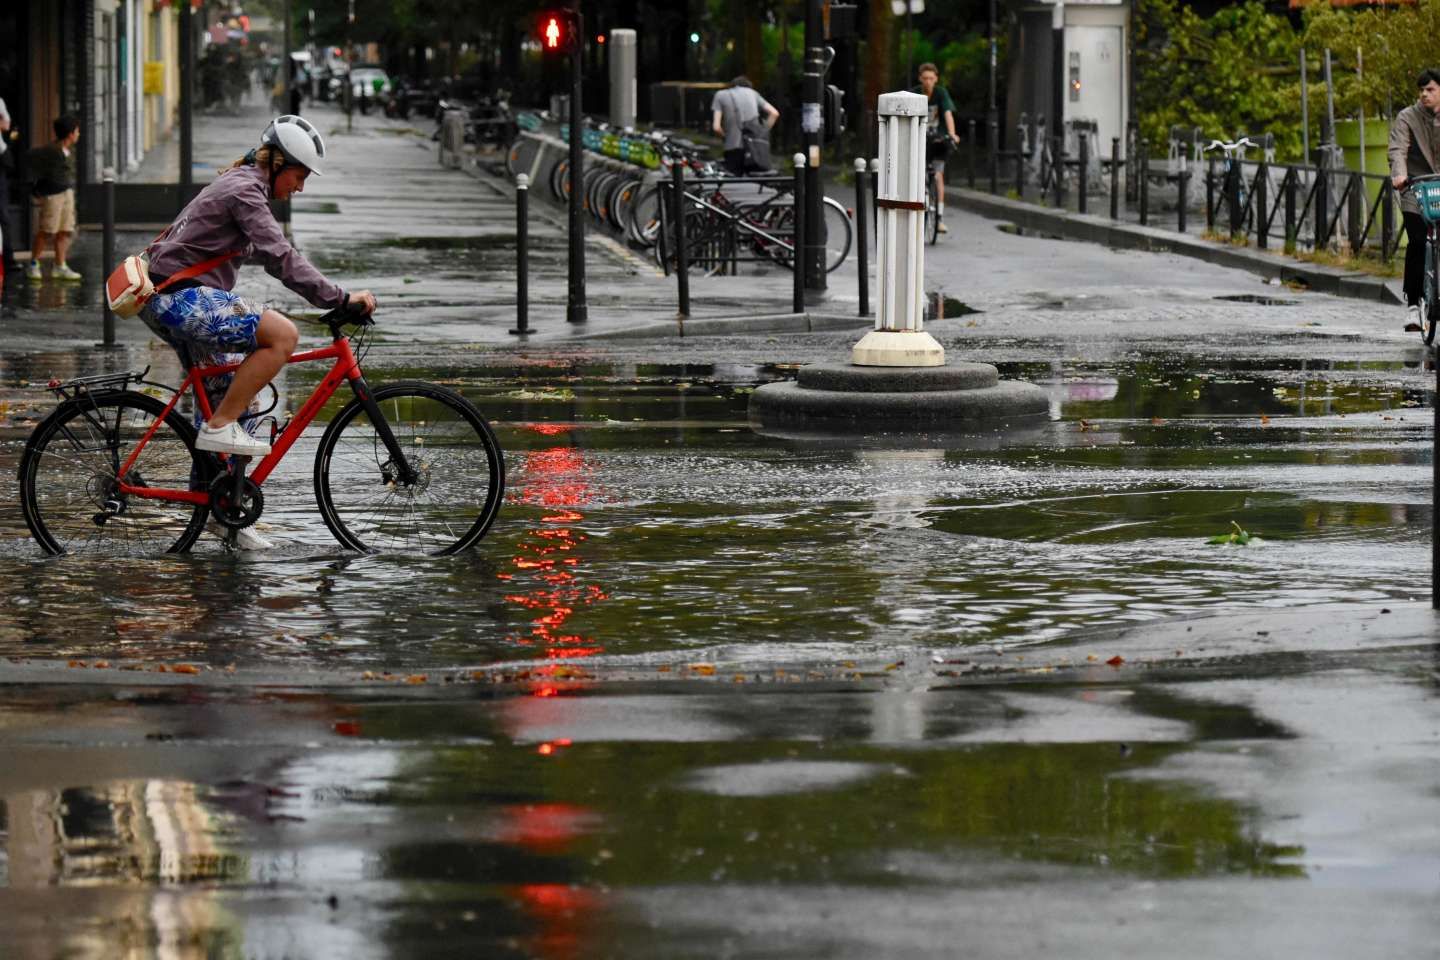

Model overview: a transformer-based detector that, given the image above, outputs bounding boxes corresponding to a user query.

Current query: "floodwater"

[0,348,1430,670]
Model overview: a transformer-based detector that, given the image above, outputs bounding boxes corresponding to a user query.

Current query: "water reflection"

[504,424,608,659]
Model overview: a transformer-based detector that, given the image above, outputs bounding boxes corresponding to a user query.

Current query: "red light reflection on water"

[505,425,608,659]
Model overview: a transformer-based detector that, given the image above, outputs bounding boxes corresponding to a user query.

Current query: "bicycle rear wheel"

[314,381,505,555]
[822,196,854,270]
[18,390,210,555]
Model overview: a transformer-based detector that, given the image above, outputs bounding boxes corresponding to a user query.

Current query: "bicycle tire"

[628,183,664,247]
[314,381,505,555]
[550,158,570,202]
[925,184,940,246]
[1426,241,1440,346]
[822,196,854,270]
[18,390,211,556]
[606,175,640,231]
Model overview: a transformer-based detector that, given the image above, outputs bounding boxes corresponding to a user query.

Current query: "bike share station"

[498,6,871,337]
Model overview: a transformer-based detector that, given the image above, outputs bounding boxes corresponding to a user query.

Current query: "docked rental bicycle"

[18,304,505,556]
[1405,173,1440,345]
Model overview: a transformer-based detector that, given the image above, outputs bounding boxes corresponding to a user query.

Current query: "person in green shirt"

[913,63,959,233]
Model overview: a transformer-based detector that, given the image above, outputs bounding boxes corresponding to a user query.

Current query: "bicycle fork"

[349,377,420,486]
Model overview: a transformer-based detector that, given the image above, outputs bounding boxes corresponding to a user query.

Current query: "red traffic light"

[538,10,579,54]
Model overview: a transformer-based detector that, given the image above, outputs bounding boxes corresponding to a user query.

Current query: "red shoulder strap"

[155,250,242,293]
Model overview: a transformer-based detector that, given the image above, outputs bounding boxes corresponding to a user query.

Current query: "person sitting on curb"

[27,115,82,282]
[1389,67,1440,331]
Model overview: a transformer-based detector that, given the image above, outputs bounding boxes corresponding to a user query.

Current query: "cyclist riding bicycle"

[1388,68,1440,332]
[913,63,960,234]
[140,115,376,460]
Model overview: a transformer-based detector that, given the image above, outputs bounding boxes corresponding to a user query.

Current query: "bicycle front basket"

[1415,180,1440,223]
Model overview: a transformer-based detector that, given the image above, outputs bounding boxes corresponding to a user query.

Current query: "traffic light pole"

[802,0,825,293]
[566,5,588,324]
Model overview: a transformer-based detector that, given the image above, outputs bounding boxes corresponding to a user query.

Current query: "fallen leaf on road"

[1106,655,1125,667]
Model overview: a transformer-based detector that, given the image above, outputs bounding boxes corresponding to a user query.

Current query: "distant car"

[350,66,391,99]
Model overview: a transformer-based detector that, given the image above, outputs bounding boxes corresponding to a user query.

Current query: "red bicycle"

[18,305,505,555]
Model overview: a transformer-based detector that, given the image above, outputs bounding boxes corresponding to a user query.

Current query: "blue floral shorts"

[140,286,263,428]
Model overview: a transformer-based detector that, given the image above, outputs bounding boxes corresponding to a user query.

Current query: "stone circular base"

[749,378,1050,425]
[797,361,998,393]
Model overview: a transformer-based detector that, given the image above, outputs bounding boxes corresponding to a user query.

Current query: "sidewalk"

[947,185,1405,306]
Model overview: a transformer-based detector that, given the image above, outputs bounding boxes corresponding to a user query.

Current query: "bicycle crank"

[208,474,265,529]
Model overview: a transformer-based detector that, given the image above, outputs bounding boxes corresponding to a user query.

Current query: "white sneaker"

[1406,304,1422,329]
[52,263,82,281]
[207,521,275,550]
[196,420,272,456]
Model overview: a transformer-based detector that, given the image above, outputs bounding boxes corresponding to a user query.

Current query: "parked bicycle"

[18,304,505,556]
[1205,137,1258,234]
[1404,173,1440,345]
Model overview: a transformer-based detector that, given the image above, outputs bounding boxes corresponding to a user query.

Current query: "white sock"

[938,199,945,216]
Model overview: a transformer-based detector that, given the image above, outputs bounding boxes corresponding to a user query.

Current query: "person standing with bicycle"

[914,63,960,234]
[1389,69,1440,331]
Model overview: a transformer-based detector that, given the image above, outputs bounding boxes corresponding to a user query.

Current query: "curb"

[949,187,1404,306]
[572,310,871,340]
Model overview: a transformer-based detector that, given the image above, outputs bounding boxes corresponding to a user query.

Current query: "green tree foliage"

[1299,0,1440,119]
[1135,0,1301,157]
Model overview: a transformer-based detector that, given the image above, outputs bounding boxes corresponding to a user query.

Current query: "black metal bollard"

[1053,136,1064,208]
[1316,153,1330,248]
[1256,164,1268,249]
[1348,172,1363,253]
[793,153,806,315]
[988,118,999,195]
[1110,137,1120,220]
[672,160,690,317]
[1206,157,1216,233]
[1178,168,1189,233]
[870,162,879,235]
[1382,179,1395,261]
[967,119,976,190]
[1078,132,1089,215]
[510,174,530,336]
[101,168,116,348]
[1285,167,1298,253]
[1016,145,1025,199]
[1138,141,1149,226]
[1227,159,1242,238]
[854,157,870,317]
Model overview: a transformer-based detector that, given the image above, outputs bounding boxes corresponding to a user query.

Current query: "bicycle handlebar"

[315,300,376,331]
[1204,137,1258,155]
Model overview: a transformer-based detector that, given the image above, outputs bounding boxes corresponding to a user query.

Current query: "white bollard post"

[853,90,945,367]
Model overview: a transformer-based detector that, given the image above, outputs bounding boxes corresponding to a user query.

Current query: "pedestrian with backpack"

[712,76,779,175]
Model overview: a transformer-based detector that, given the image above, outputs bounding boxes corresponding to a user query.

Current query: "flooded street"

[0,348,1431,669]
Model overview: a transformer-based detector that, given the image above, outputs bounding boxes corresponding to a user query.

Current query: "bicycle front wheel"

[925,186,940,246]
[314,381,505,555]
[18,390,210,555]
[1424,241,1440,346]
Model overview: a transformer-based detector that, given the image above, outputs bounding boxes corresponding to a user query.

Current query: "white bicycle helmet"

[260,115,326,176]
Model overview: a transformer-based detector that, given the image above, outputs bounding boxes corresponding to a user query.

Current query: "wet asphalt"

[1,100,1438,957]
